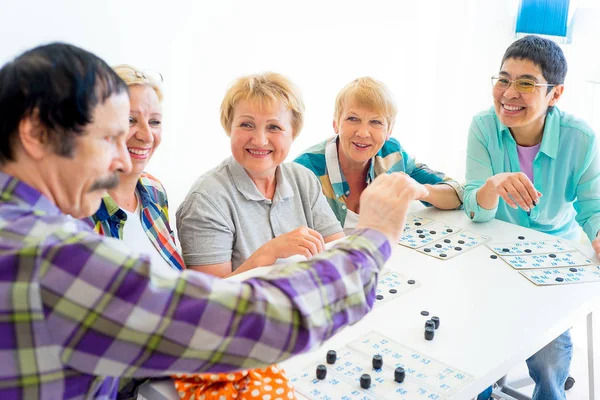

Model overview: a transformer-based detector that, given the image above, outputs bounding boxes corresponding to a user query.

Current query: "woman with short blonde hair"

[175,72,347,399]
[177,72,344,278]
[296,76,463,234]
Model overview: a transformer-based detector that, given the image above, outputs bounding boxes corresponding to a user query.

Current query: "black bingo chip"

[518,236,525,240]
[420,310,429,316]
[444,239,451,243]
[490,255,498,259]
[555,277,564,282]
[424,248,431,252]
[525,249,532,253]
[415,222,421,226]
[502,248,510,252]
[394,367,405,383]
[570,268,578,272]
[435,244,442,248]
[549,254,556,258]
[446,229,453,233]
[416,230,423,234]
[326,350,337,364]
[431,316,440,329]
[316,364,327,380]
[565,376,575,390]
[407,280,416,284]
[376,294,384,300]
[419,234,426,239]
[372,355,383,370]
[360,374,371,389]
[429,231,437,234]
[458,240,465,244]
[439,254,447,258]
[454,247,462,251]
[389,289,397,294]
[424,326,435,340]
[425,320,435,329]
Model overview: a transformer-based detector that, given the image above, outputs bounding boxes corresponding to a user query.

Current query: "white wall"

[1,0,599,216]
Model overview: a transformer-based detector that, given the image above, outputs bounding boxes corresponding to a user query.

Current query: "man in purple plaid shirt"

[0,43,428,399]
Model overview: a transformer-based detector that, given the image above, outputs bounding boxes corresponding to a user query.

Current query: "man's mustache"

[89,174,120,192]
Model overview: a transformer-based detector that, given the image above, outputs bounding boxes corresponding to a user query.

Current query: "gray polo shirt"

[176,156,343,271]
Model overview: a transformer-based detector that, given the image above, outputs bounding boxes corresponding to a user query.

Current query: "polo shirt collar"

[228,156,293,202]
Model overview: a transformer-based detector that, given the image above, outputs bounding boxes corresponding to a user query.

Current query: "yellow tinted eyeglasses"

[491,75,555,94]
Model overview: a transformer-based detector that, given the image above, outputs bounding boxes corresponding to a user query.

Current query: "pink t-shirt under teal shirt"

[517,142,542,183]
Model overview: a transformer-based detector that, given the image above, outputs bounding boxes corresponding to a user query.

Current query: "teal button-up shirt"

[464,106,600,241]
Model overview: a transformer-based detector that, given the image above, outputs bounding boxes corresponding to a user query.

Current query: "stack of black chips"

[425,316,440,340]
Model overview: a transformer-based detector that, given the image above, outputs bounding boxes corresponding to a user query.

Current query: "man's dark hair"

[501,35,568,86]
[0,42,128,164]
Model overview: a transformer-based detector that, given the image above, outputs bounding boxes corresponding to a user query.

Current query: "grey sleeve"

[176,192,234,266]
[304,170,343,238]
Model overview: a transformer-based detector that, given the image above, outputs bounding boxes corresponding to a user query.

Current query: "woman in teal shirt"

[464,38,600,253]
[465,35,600,400]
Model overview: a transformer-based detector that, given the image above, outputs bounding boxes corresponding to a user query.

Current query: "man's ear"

[18,111,49,160]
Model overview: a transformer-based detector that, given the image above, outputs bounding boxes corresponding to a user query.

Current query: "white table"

[281,208,600,399]
[140,208,600,400]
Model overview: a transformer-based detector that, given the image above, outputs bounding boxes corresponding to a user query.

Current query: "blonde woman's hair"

[112,64,163,102]
[220,72,305,138]
[334,77,397,131]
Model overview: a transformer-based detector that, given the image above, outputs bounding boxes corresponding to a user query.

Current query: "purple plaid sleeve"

[0,171,391,399]
[39,228,389,375]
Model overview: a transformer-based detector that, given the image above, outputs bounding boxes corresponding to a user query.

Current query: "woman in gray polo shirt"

[176,72,345,278]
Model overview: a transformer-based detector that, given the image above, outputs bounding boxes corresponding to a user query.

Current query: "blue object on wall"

[516,0,570,37]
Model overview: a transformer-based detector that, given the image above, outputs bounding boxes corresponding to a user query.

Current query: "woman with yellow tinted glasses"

[465,35,600,400]
[491,75,556,93]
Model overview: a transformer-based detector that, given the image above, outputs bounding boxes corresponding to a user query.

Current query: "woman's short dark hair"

[501,35,568,86]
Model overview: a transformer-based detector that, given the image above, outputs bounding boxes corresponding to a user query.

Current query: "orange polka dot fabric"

[173,364,296,400]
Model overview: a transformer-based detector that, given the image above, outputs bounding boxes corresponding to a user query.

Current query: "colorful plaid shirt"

[88,172,184,271]
[295,135,464,226]
[0,171,390,400]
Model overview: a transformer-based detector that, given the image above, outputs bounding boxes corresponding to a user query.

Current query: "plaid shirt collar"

[0,171,62,217]
[325,136,376,199]
[94,180,153,223]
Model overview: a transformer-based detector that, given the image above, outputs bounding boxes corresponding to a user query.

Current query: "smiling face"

[493,57,562,137]
[229,99,294,179]
[334,104,391,168]
[124,85,162,177]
